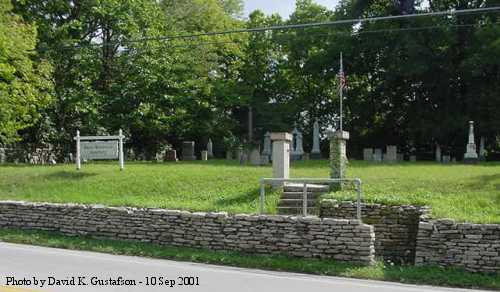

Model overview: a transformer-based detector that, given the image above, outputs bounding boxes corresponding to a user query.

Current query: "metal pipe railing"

[259,178,363,221]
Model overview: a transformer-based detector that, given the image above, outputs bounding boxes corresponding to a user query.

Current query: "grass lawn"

[0,160,499,223]
[0,229,498,290]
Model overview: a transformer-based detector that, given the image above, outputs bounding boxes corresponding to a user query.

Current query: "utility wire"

[37,6,500,52]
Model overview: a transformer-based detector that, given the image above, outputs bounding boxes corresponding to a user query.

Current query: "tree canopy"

[2,0,499,160]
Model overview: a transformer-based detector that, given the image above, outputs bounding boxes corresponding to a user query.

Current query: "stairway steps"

[278,199,317,207]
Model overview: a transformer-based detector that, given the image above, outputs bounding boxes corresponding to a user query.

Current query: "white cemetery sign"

[74,129,125,170]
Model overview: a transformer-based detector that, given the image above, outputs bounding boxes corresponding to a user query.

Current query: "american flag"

[338,53,347,91]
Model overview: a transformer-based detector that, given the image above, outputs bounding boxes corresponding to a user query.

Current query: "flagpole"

[339,52,343,133]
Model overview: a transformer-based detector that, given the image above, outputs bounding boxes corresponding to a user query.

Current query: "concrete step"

[277,206,318,215]
[283,183,329,193]
[278,199,317,207]
[281,192,322,200]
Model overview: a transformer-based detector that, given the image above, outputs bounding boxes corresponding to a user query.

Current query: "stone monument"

[262,132,272,161]
[328,130,349,191]
[201,150,208,161]
[182,141,196,161]
[435,144,442,163]
[207,139,214,159]
[225,150,232,160]
[271,132,292,188]
[463,121,478,164]
[385,145,397,163]
[291,128,304,160]
[310,121,322,159]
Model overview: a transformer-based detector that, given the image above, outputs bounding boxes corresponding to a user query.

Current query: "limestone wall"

[320,200,430,264]
[0,201,375,265]
[415,220,500,274]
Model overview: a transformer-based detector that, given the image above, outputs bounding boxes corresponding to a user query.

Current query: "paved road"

[0,242,487,292]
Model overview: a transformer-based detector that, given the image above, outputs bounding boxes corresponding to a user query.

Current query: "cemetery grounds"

[0,160,499,289]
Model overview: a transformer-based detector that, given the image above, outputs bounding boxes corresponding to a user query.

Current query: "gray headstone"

[385,145,397,163]
[201,150,208,161]
[397,153,404,161]
[0,148,5,163]
[182,141,196,161]
[225,150,233,160]
[311,120,321,159]
[363,148,373,161]
[479,136,486,161]
[373,149,382,162]
[409,155,417,162]
[239,152,248,165]
[207,139,214,158]
[260,154,270,165]
[249,148,261,166]
[442,155,451,163]
[165,150,178,161]
[235,147,243,162]
[435,145,441,162]
[291,127,304,160]
[262,132,272,157]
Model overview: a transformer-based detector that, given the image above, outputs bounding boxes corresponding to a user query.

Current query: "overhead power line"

[141,6,500,42]
[38,6,500,52]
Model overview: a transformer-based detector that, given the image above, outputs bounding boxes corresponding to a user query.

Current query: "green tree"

[0,0,52,145]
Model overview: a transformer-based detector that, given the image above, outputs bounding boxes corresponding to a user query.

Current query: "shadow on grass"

[43,171,98,180]
[465,173,500,190]
[214,188,260,207]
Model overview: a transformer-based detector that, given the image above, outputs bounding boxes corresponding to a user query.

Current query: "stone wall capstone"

[0,201,375,265]
[320,200,430,264]
[415,220,500,274]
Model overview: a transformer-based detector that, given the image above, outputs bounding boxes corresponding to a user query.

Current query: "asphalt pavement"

[0,242,488,292]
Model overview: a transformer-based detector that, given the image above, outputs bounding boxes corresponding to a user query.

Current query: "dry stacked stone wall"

[320,200,430,264]
[0,201,375,265]
[415,220,500,274]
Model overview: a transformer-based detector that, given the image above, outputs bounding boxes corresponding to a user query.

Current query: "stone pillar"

[328,130,349,191]
[271,132,292,187]
[464,121,478,164]
[311,120,322,159]
[207,139,214,158]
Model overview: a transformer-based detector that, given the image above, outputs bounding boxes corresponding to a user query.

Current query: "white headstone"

[207,139,214,158]
[311,121,321,158]
[363,148,373,161]
[464,121,478,163]
[201,150,208,161]
[435,144,442,163]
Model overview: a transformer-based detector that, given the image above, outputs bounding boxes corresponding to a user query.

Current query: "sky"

[243,0,339,19]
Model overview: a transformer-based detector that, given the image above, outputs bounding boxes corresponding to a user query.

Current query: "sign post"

[74,129,126,170]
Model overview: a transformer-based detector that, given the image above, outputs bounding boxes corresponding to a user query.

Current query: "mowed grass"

[0,160,499,223]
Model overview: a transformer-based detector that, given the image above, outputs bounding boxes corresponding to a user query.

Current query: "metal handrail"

[259,178,363,221]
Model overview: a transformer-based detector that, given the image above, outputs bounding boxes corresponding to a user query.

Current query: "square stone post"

[271,132,292,188]
[328,130,349,191]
